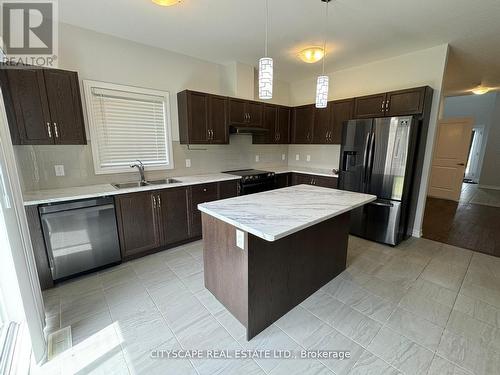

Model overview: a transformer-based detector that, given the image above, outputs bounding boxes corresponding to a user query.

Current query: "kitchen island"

[198,184,376,340]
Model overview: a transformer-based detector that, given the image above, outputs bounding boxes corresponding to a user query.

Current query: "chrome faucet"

[130,160,146,184]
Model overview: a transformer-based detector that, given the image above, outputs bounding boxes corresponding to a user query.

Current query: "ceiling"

[59,0,500,94]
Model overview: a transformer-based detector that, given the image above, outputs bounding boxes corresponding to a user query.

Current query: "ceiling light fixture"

[315,0,330,109]
[299,47,324,64]
[152,0,182,7]
[259,0,273,100]
[472,86,490,95]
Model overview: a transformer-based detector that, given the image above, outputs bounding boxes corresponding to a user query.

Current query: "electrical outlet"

[255,155,260,162]
[185,159,191,168]
[54,165,65,177]
[236,230,245,250]
[281,154,286,161]
[295,154,300,161]
[306,155,311,162]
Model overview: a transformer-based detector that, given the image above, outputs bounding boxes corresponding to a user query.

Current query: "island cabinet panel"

[291,104,314,144]
[178,90,228,144]
[218,180,240,199]
[158,187,190,246]
[3,67,86,145]
[115,191,160,259]
[189,183,219,238]
[202,212,350,340]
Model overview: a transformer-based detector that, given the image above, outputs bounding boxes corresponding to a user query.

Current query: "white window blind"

[84,81,173,174]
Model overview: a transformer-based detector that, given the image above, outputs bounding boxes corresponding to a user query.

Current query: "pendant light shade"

[316,75,329,108]
[259,0,273,100]
[259,57,273,99]
[315,0,330,108]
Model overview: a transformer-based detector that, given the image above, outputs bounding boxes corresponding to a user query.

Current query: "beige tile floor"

[31,236,500,375]
[460,183,500,208]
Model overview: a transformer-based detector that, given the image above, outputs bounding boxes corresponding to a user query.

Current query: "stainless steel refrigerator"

[338,116,419,246]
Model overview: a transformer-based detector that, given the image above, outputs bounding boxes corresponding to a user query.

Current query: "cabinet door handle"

[381,101,385,111]
[152,195,157,209]
[157,195,161,208]
[385,100,390,110]
[203,188,207,192]
[46,122,52,138]
[53,122,59,138]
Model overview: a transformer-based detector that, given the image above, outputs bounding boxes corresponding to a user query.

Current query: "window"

[83,80,173,174]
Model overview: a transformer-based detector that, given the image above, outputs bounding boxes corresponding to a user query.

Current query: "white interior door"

[428,118,474,201]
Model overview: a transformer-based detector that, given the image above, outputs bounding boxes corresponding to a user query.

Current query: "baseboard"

[478,184,500,191]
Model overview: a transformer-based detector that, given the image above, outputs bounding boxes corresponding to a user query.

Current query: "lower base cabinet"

[275,173,291,188]
[159,187,190,245]
[291,173,338,189]
[189,183,219,238]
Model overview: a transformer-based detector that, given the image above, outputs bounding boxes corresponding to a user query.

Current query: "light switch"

[281,154,286,161]
[236,230,245,250]
[295,154,300,161]
[306,155,311,162]
[54,165,65,177]
[185,159,191,168]
[255,155,260,162]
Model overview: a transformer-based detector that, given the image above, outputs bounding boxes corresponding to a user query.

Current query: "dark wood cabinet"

[277,106,291,143]
[313,106,331,144]
[292,105,314,144]
[3,67,86,145]
[253,105,290,144]
[228,99,263,127]
[330,99,354,144]
[291,173,337,188]
[189,183,219,238]
[115,191,160,259]
[353,93,387,119]
[158,188,190,246]
[354,87,429,119]
[218,180,240,199]
[275,173,291,188]
[385,87,427,116]
[178,90,228,144]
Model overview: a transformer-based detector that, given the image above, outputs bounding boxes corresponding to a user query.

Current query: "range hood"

[229,125,269,135]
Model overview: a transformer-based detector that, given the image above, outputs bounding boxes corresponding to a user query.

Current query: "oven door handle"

[240,180,275,189]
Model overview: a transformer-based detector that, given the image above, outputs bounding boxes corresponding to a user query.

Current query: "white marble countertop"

[23,173,241,206]
[198,185,376,242]
[268,166,339,178]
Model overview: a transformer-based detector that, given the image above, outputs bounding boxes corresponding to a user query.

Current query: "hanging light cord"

[322,0,329,75]
[265,0,269,57]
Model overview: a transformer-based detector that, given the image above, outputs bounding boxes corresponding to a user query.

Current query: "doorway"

[464,126,485,183]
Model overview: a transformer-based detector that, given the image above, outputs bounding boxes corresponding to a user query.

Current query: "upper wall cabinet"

[228,98,263,127]
[312,99,354,144]
[178,90,229,144]
[353,86,429,119]
[1,67,86,145]
[253,104,290,144]
[291,104,315,144]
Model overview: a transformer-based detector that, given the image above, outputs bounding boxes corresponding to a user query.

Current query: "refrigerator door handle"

[366,132,376,187]
[369,201,394,207]
[362,132,371,184]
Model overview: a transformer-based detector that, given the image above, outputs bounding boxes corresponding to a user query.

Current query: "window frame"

[82,80,174,175]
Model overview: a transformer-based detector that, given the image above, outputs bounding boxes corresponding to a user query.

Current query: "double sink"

[112,178,181,189]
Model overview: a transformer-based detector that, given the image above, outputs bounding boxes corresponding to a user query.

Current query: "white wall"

[442,93,498,184]
[479,93,500,188]
[288,44,450,236]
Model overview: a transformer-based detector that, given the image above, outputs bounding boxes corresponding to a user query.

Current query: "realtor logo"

[1,0,58,66]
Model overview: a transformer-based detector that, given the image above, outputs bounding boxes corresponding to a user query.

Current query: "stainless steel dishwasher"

[39,197,121,281]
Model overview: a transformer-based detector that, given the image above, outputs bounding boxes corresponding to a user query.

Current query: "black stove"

[223,169,276,195]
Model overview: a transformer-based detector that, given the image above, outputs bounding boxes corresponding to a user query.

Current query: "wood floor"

[423,191,500,257]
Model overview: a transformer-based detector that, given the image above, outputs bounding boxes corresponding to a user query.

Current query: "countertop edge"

[198,194,376,242]
[23,175,242,206]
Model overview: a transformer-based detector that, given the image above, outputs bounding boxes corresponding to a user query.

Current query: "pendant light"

[259,0,273,100]
[315,0,330,108]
